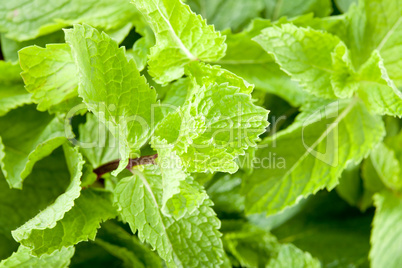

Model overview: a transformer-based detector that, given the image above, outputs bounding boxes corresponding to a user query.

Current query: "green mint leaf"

[0,246,74,268]
[346,0,402,86]
[0,105,66,188]
[254,24,357,99]
[12,144,84,247]
[215,19,311,107]
[266,244,321,268]
[0,0,137,41]
[371,191,402,267]
[95,221,163,268]
[157,147,207,220]
[65,24,159,175]
[244,100,385,215]
[364,142,401,192]
[0,61,31,116]
[356,51,402,117]
[153,62,269,174]
[19,44,81,113]
[0,147,75,259]
[264,0,332,20]
[13,188,117,256]
[131,0,227,84]
[335,0,357,13]
[78,113,119,168]
[114,166,225,267]
[187,0,265,31]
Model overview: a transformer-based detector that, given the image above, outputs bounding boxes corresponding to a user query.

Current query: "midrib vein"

[282,99,357,180]
[134,170,183,266]
[154,2,197,60]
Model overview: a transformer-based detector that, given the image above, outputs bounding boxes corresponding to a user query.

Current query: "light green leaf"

[152,62,269,174]
[346,0,402,86]
[364,142,401,191]
[95,221,163,268]
[267,244,321,268]
[65,24,159,175]
[244,99,385,215]
[13,188,117,256]
[335,0,357,13]
[0,246,74,268]
[371,191,402,268]
[157,146,207,220]
[0,0,138,41]
[78,113,119,168]
[12,144,84,247]
[114,166,224,267]
[264,0,333,20]
[214,19,310,107]
[19,44,81,113]
[0,105,66,188]
[356,51,402,117]
[254,24,357,99]
[160,78,190,116]
[335,164,363,207]
[0,61,31,116]
[222,221,278,267]
[131,0,227,84]
[0,147,75,259]
[187,0,265,31]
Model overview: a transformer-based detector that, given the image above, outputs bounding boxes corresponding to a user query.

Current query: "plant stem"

[93,154,158,179]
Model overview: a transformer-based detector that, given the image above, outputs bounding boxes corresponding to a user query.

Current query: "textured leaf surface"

[153,62,269,174]
[371,191,402,268]
[0,0,137,41]
[244,100,385,215]
[187,0,264,31]
[12,145,84,246]
[0,246,74,268]
[0,61,31,116]
[357,51,402,117]
[267,244,320,268]
[254,24,356,99]
[0,148,73,259]
[131,0,227,84]
[13,189,117,256]
[346,0,402,86]
[114,166,224,267]
[365,142,401,191]
[0,105,66,188]
[157,147,207,220]
[65,24,158,174]
[78,113,119,168]
[215,19,309,107]
[19,44,80,112]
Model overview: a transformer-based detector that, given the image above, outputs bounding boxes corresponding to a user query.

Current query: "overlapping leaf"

[0,246,74,268]
[13,188,117,256]
[131,0,227,84]
[152,62,269,174]
[12,144,84,250]
[0,0,137,41]
[19,44,81,113]
[0,61,31,116]
[0,105,66,188]
[371,191,402,268]
[114,165,225,267]
[65,24,159,175]
[254,24,358,99]
[244,100,385,215]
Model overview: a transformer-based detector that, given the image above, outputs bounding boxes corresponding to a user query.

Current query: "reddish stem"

[93,154,158,179]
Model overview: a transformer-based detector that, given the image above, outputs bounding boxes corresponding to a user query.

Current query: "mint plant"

[0,0,401,267]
